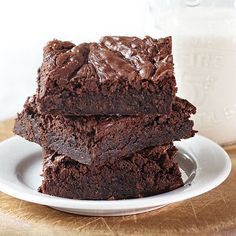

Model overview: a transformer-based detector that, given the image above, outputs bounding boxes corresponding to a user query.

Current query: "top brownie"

[36,36,176,116]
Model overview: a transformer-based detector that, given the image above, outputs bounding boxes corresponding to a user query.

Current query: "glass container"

[149,0,236,145]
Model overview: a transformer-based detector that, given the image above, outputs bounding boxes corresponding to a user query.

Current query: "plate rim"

[0,135,232,211]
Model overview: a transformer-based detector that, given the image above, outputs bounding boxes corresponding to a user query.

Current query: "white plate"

[0,135,231,216]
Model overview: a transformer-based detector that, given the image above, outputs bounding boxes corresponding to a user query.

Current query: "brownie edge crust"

[39,144,184,200]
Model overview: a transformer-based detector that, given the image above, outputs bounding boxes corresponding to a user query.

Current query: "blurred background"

[1,0,236,144]
[0,0,150,120]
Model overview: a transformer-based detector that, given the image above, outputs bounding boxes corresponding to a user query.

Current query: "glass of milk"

[148,0,236,145]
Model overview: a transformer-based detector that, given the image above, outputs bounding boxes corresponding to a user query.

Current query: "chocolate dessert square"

[39,144,183,200]
[14,96,196,165]
[36,36,176,116]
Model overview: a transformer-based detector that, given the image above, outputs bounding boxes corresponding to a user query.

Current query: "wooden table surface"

[0,120,236,236]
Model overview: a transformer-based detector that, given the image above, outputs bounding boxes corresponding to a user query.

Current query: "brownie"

[39,144,184,200]
[36,36,176,116]
[14,96,196,165]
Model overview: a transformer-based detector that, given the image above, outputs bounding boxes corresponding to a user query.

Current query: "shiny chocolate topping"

[88,36,172,81]
[40,36,173,97]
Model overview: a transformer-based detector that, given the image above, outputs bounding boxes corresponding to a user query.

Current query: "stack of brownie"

[14,36,196,200]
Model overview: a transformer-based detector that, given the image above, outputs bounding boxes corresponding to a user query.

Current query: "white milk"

[154,7,236,145]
